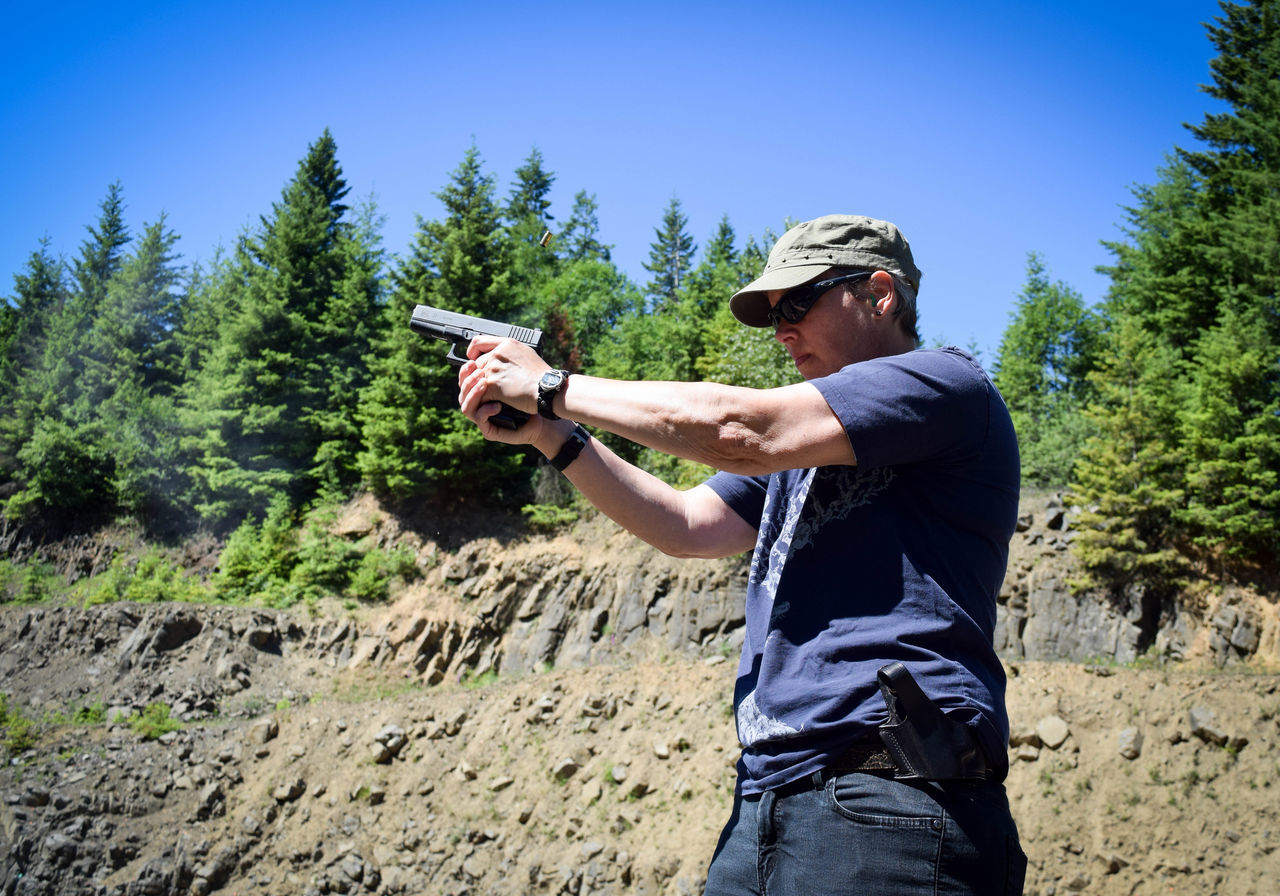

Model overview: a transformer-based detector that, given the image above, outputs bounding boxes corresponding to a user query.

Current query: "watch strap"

[550,424,590,472]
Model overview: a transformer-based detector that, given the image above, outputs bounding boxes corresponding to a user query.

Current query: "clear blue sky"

[2,0,1225,361]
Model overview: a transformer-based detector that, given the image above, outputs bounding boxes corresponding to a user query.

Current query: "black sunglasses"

[767,271,874,328]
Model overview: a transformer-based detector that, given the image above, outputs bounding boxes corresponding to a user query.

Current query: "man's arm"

[531,417,758,559]
[458,335,857,476]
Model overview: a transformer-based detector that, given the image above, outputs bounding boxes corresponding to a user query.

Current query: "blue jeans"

[704,771,1026,895]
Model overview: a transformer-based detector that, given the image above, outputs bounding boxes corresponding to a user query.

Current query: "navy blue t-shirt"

[705,347,1019,794]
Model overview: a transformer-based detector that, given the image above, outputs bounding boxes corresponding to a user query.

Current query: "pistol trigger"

[445,344,468,365]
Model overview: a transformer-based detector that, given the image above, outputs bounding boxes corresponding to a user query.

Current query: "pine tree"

[85,218,188,522]
[696,227,793,389]
[82,217,183,404]
[1,187,134,526]
[357,146,530,501]
[558,191,611,263]
[532,259,639,373]
[1178,302,1280,560]
[183,130,373,526]
[1073,2,1280,578]
[993,253,1100,487]
[1069,316,1189,593]
[643,197,695,309]
[505,148,559,299]
[72,182,131,317]
[308,195,387,498]
[0,240,68,480]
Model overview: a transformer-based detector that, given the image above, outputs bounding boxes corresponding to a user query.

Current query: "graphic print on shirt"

[747,468,816,596]
[748,465,896,594]
[737,464,897,748]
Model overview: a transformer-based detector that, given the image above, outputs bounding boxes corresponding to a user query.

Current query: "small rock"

[1099,853,1129,874]
[489,776,514,792]
[273,777,306,802]
[1117,727,1143,760]
[1189,705,1229,746]
[551,758,579,780]
[248,718,278,746]
[1009,725,1041,748]
[1036,715,1070,749]
[653,742,670,760]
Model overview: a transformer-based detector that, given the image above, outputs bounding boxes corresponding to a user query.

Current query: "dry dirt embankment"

[1,494,1278,896]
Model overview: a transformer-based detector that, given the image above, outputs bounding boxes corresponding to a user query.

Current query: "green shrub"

[79,547,209,607]
[127,702,181,740]
[213,500,417,608]
[1,694,38,756]
[0,559,60,605]
[522,503,579,531]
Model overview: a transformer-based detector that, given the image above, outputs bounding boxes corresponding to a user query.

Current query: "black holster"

[876,662,992,781]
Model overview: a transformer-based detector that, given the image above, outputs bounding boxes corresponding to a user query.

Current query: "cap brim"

[730,264,832,327]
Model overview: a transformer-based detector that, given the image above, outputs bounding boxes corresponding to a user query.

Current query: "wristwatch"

[550,424,590,472]
[537,369,570,420]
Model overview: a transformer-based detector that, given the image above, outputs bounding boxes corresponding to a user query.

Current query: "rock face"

[0,493,1278,895]
[994,493,1278,666]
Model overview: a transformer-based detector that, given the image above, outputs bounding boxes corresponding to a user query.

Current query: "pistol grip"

[488,404,531,430]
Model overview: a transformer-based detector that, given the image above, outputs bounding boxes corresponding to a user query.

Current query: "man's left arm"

[461,335,855,476]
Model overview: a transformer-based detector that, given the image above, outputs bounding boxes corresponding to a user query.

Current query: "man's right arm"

[529,417,758,560]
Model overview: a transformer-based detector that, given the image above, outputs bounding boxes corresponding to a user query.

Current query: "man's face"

[767,270,894,379]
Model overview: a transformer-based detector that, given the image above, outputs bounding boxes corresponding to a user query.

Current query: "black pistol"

[409,304,544,430]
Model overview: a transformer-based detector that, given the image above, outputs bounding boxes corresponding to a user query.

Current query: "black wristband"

[549,424,590,472]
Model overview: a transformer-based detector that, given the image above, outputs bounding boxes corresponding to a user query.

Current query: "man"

[457,215,1026,895]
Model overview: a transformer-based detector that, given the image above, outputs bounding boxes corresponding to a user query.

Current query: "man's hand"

[458,335,554,445]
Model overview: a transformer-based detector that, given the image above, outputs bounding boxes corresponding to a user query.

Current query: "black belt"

[827,740,898,773]
[768,739,897,797]
[770,733,996,797]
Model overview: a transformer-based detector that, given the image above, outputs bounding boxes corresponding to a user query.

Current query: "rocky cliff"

[1,493,1277,895]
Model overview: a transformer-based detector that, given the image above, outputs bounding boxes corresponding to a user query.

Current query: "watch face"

[541,370,564,389]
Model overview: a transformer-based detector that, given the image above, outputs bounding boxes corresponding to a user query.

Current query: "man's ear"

[868,270,895,317]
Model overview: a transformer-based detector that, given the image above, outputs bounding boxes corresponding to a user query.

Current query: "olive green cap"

[730,215,922,327]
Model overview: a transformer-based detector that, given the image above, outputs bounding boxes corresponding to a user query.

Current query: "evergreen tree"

[82,217,183,404]
[1069,316,1189,592]
[357,146,529,500]
[1177,301,1280,559]
[993,253,1100,488]
[694,227,797,390]
[183,130,374,526]
[1,187,135,526]
[507,147,555,224]
[85,218,188,522]
[643,197,695,309]
[558,190,611,263]
[175,248,247,377]
[505,148,559,297]
[532,259,639,373]
[0,240,67,480]
[1072,1,1280,580]
[309,195,388,498]
[72,182,131,317]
